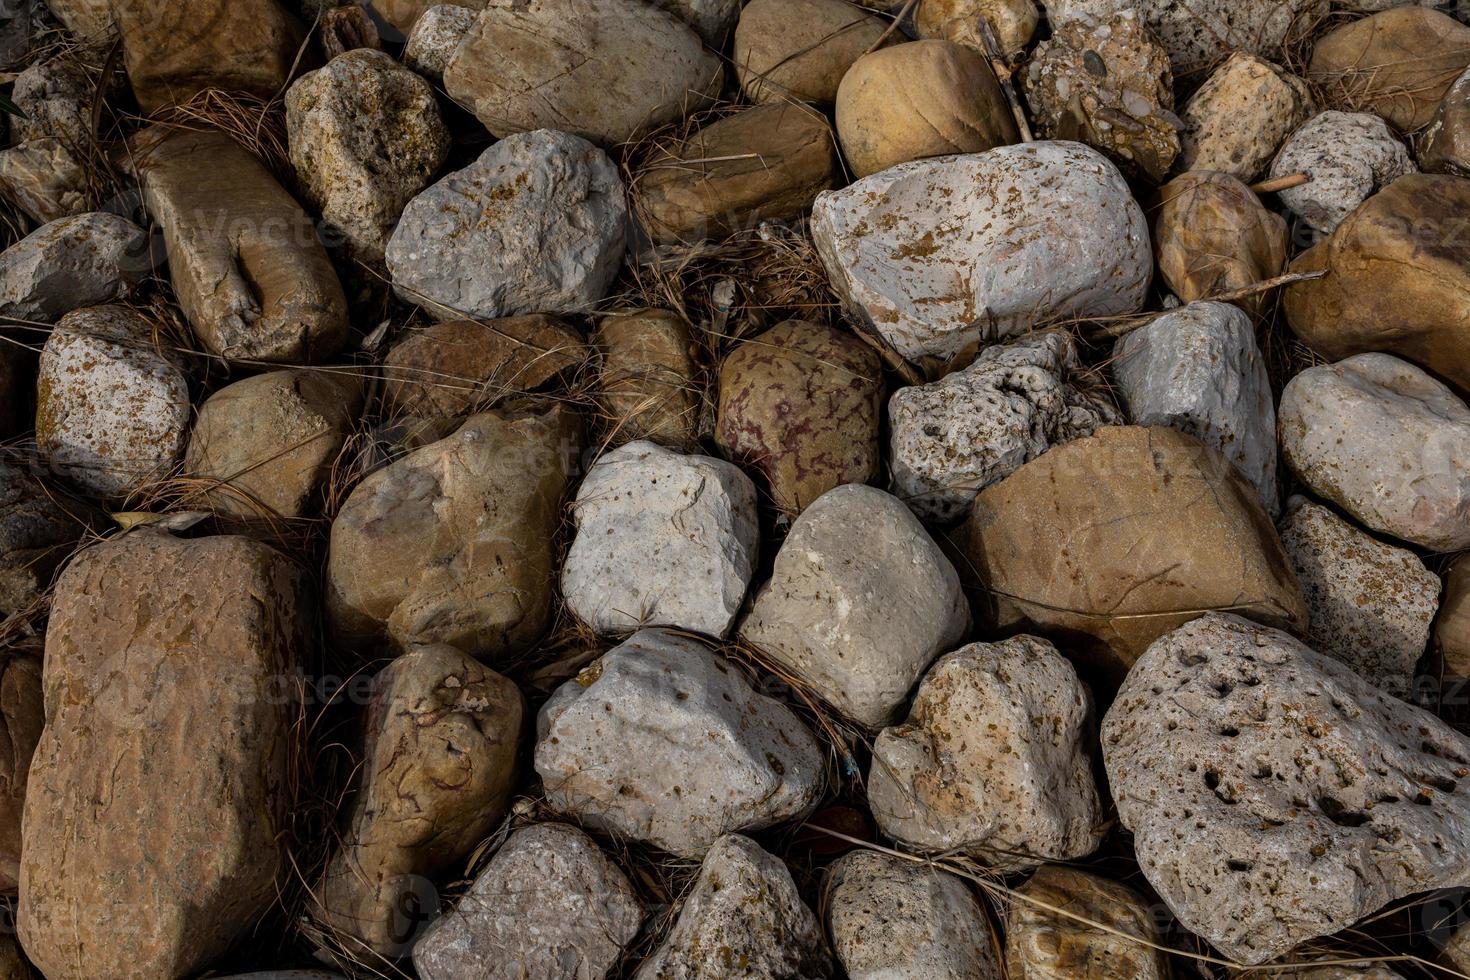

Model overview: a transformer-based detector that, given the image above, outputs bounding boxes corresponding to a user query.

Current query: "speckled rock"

[0,212,147,323]
[649,0,741,45]
[1152,170,1287,314]
[562,441,758,639]
[36,305,190,501]
[1436,557,1470,677]
[1102,612,1470,965]
[1178,52,1314,181]
[594,309,700,449]
[412,823,642,980]
[444,0,722,146]
[0,651,41,894]
[1279,354,1470,551]
[1005,865,1170,979]
[535,630,822,857]
[714,319,882,516]
[385,130,627,322]
[315,646,524,958]
[402,4,477,81]
[0,464,96,616]
[327,404,582,659]
[827,849,999,980]
[1270,112,1417,235]
[1022,15,1179,181]
[1420,63,1470,175]
[373,0,483,35]
[890,331,1120,524]
[915,0,1038,59]
[633,834,833,980]
[734,0,891,104]
[811,141,1150,362]
[740,485,969,727]
[1112,301,1278,514]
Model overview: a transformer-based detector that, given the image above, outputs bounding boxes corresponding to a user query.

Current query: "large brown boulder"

[1285,174,1470,394]
[18,531,308,980]
[595,309,701,449]
[1152,171,1287,314]
[956,425,1306,680]
[0,652,41,894]
[734,0,892,104]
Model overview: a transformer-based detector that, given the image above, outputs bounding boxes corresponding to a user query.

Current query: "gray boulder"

[1271,111,1417,235]
[0,213,147,323]
[402,5,477,82]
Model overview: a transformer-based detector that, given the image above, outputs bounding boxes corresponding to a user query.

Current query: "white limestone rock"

[1270,111,1418,235]
[402,4,477,82]
[0,212,148,323]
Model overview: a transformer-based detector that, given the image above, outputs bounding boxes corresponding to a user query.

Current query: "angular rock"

[0,652,41,893]
[837,40,1018,179]
[184,369,362,520]
[958,425,1306,679]
[1112,301,1278,514]
[1279,354,1470,551]
[319,4,382,60]
[412,823,642,980]
[734,0,891,104]
[595,309,700,449]
[19,531,307,980]
[1152,171,1287,314]
[740,485,969,727]
[134,127,348,364]
[402,4,477,81]
[1005,866,1170,979]
[316,645,523,958]
[868,635,1103,869]
[890,331,1119,524]
[915,0,1038,59]
[1436,557,1470,678]
[633,834,832,979]
[1102,612,1470,964]
[1179,52,1314,181]
[327,404,581,659]
[36,305,191,500]
[714,319,882,516]
[635,102,839,242]
[1022,15,1179,182]
[1420,64,1470,175]
[1279,495,1439,696]
[0,463,97,615]
[0,138,88,225]
[1270,111,1417,236]
[444,0,722,147]
[535,629,822,857]
[648,0,741,46]
[0,212,147,323]
[827,849,999,980]
[0,55,93,224]
[386,130,627,322]
[373,0,482,35]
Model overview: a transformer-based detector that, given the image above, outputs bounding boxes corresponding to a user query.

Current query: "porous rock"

[1005,865,1170,979]
[1271,112,1417,235]
[734,0,892,104]
[1179,52,1314,181]
[0,464,97,616]
[594,309,700,449]
[1152,170,1287,314]
[402,4,477,81]
[915,0,1038,59]
[0,212,147,323]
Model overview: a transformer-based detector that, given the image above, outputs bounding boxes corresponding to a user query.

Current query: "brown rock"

[735,0,892,104]
[374,0,484,35]
[957,425,1306,680]
[1436,557,1470,678]
[314,645,523,958]
[133,127,348,365]
[1005,866,1170,979]
[1178,52,1314,182]
[837,40,1018,179]
[715,320,883,517]
[635,102,839,243]
[320,4,383,59]
[1152,170,1287,314]
[1309,7,1470,132]
[0,139,88,225]
[595,309,701,448]
[915,0,1038,60]
[45,0,113,38]
[1284,173,1470,394]
[0,652,41,894]
[381,316,589,420]
[1420,65,1470,175]
[18,531,308,980]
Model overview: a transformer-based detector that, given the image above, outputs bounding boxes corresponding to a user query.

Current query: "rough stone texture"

[402,4,477,81]
[740,485,969,727]
[1112,301,1279,514]
[381,316,589,420]
[44,0,112,37]
[19,531,307,980]
[412,823,642,980]
[0,55,93,224]
[1437,557,1470,677]
[0,212,147,323]
[1022,15,1178,182]
[184,369,363,520]
[1005,865,1170,979]
[838,41,1019,179]
[958,425,1307,680]
[1178,52,1314,181]
[734,0,892,104]
[1420,63,1470,175]
[1280,496,1439,696]
[1272,111,1416,236]
[535,629,822,857]
[1102,612,1470,964]
[0,652,41,893]
[714,319,882,516]
[1310,7,1470,132]
[0,138,88,225]
[595,309,700,449]
[915,0,1038,59]
[649,0,740,45]
[374,0,484,35]
[444,0,723,147]
[811,141,1150,363]
[36,305,191,501]
[327,404,581,660]
[1152,171,1288,314]
[563,441,757,639]
[890,331,1120,524]
[633,834,833,979]
[635,102,839,243]
[1284,174,1470,393]
[868,635,1103,870]
[134,126,348,365]
[0,464,96,616]
[386,130,627,322]
[1444,919,1470,975]
[112,0,306,111]
[1237,964,1406,980]
[319,4,382,60]
[316,645,523,958]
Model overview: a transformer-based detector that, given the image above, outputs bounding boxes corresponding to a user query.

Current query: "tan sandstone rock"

[1179,52,1314,181]
[595,309,700,449]
[1152,170,1287,314]
[915,0,1038,60]
[735,0,892,104]
[1004,865,1170,979]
